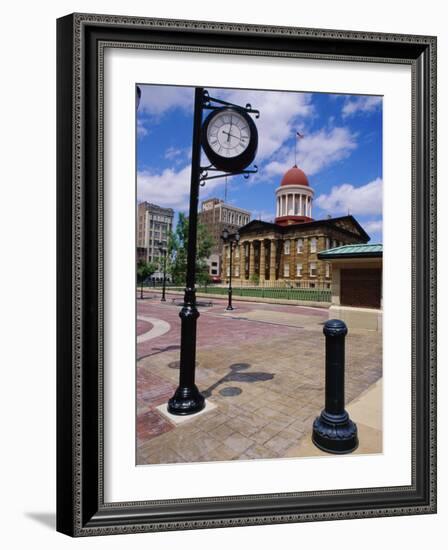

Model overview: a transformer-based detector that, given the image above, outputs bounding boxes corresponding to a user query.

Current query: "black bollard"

[312,319,358,454]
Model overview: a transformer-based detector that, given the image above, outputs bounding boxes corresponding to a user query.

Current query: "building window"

[226,246,230,259]
[310,237,317,253]
[211,262,218,267]
[284,263,290,277]
[309,262,317,277]
[211,269,218,275]
[326,263,330,278]
[296,238,303,254]
[325,237,331,250]
[235,246,240,259]
[332,239,337,248]
[284,240,291,255]
[226,266,230,276]
[235,265,240,277]
[296,263,302,277]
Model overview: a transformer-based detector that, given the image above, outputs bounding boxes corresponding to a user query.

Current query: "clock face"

[202,107,258,173]
[206,110,250,158]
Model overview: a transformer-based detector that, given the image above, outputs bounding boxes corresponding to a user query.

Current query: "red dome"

[280,165,309,187]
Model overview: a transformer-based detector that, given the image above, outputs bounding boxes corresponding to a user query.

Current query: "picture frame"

[56,12,437,536]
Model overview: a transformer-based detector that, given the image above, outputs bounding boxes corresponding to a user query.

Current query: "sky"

[136,84,383,243]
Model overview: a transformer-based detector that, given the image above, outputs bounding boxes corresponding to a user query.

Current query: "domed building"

[222,164,370,287]
[275,165,314,226]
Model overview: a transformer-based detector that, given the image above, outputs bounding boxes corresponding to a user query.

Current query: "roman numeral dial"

[206,111,249,158]
[202,106,258,173]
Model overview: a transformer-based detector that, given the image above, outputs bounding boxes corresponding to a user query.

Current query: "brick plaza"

[137,292,382,464]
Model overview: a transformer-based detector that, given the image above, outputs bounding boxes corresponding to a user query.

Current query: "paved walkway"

[137,292,382,464]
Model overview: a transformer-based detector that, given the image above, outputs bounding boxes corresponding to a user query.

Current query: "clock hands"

[222,130,246,142]
[227,115,233,142]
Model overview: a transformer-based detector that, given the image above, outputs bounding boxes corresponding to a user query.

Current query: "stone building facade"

[221,165,370,287]
[198,198,250,278]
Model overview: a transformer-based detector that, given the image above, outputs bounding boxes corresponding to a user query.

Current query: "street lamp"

[167,88,259,416]
[158,242,167,302]
[221,229,240,311]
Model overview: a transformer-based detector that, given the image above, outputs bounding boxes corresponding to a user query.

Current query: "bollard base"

[167,384,205,416]
[312,410,358,454]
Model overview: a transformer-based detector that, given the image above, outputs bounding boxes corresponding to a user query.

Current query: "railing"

[148,284,331,302]
[223,279,331,290]
[198,285,331,302]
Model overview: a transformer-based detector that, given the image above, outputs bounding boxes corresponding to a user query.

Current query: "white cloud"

[251,210,275,223]
[315,177,382,217]
[138,85,193,116]
[163,146,192,164]
[164,147,183,160]
[342,96,382,118]
[362,219,383,234]
[137,161,229,212]
[264,127,357,178]
[137,118,148,138]
[137,165,192,211]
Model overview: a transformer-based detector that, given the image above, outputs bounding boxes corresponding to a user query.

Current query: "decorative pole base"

[167,385,205,416]
[312,410,358,454]
[226,289,233,311]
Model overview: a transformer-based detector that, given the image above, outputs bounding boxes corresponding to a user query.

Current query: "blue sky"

[137,85,383,243]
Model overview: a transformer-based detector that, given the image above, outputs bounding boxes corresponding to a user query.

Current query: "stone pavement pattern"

[136,293,382,465]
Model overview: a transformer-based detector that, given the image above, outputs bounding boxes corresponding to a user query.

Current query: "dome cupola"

[280,165,309,187]
[275,165,314,226]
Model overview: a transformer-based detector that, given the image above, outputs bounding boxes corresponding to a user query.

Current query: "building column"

[269,239,277,281]
[290,237,297,282]
[259,240,266,282]
[239,244,245,281]
[249,241,255,279]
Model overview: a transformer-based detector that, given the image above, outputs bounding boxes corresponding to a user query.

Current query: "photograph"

[135,84,383,465]
[55,11,436,536]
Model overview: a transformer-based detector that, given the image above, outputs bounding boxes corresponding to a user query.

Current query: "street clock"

[201,107,258,173]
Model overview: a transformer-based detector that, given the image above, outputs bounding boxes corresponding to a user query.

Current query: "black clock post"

[168,88,259,415]
[168,88,206,415]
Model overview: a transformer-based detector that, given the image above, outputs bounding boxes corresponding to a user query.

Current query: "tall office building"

[137,202,174,277]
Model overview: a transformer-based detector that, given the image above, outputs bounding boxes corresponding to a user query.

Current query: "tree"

[250,272,260,286]
[137,260,157,299]
[168,213,213,287]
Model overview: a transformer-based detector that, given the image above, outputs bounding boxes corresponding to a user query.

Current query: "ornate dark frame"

[56,13,437,537]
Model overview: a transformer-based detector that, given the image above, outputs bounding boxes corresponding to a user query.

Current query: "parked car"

[211,275,222,284]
